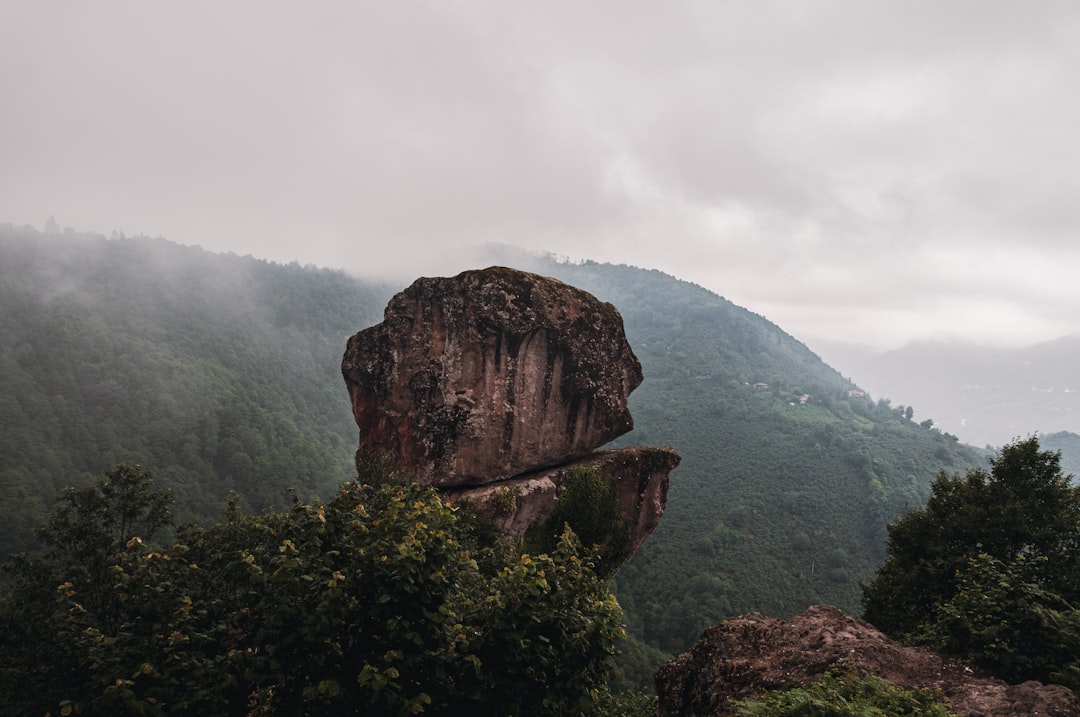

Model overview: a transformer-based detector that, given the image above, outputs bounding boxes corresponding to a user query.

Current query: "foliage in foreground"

[0,465,625,716]
[921,553,1080,689]
[862,436,1080,689]
[735,669,953,716]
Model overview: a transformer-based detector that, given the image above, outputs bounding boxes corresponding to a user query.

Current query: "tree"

[0,468,625,716]
[918,553,1080,688]
[861,437,1080,685]
[34,463,174,592]
[0,464,174,714]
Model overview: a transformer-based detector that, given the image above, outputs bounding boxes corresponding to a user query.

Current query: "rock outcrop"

[342,266,678,554]
[443,446,679,556]
[655,605,1079,717]
[342,267,643,487]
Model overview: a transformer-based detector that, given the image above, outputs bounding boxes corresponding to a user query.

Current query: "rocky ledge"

[655,604,1079,717]
[443,445,679,556]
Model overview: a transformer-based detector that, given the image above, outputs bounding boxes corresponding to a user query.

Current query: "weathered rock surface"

[343,266,677,562]
[443,446,679,556]
[655,604,1079,717]
[342,267,643,487]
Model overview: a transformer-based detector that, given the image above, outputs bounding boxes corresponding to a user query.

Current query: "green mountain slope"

[0,224,393,555]
[515,257,985,655]
[1043,431,1080,482]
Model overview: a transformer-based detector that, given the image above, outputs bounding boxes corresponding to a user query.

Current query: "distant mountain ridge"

[2,226,993,689]
[1043,431,1080,481]
[816,338,1080,448]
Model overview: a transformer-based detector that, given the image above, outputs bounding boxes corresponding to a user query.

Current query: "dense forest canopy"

[2,226,1001,689]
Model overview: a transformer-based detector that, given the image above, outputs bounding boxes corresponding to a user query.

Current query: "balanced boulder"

[342,266,643,487]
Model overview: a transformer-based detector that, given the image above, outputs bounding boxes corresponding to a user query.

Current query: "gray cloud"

[3,1,1079,350]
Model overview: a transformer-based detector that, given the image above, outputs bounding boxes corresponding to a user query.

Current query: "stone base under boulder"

[443,445,678,557]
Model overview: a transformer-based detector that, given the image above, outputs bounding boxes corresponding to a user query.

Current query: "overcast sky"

[3,1,1079,352]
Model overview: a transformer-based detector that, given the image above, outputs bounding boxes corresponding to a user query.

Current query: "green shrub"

[0,467,626,716]
[735,670,953,716]
[524,466,631,578]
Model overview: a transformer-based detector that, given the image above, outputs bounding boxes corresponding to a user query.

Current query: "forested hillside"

[2,227,987,688]
[0,224,394,556]
[513,257,986,661]
[1044,431,1080,480]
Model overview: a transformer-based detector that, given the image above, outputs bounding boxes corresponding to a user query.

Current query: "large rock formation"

[655,605,1079,717]
[343,267,643,486]
[342,266,678,553]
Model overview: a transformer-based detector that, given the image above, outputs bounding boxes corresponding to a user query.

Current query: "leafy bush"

[916,553,1080,690]
[735,670,952,716]
[0,466,626,716]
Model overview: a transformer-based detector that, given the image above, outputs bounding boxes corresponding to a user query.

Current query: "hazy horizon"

[13,217,1080,355]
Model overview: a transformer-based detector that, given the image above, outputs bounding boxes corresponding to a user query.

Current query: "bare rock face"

[443,446,679,556]
[342,267,643,487]
[655,605,1079,717]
